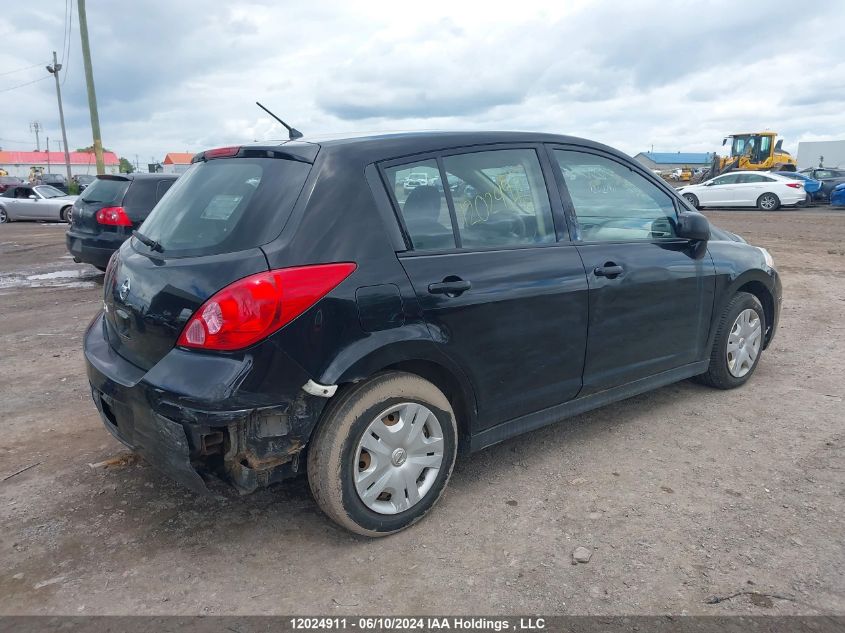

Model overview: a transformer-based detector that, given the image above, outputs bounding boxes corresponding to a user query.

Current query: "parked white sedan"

[677,171,805,211]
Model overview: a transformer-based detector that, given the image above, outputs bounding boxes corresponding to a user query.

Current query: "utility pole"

[77,0,104,175]
[46,137,52,174]
[46,51,74,185]
[30,122,41,151]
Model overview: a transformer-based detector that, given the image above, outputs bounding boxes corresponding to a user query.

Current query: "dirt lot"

[1,211,843,616]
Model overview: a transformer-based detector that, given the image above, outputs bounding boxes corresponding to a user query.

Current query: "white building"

[796,140,845,170]
[162,152,194,174]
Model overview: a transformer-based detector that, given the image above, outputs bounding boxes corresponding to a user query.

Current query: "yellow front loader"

[711,132,797,177]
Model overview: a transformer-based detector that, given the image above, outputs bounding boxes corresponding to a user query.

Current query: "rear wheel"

[0,207,8,223]
[61,206,72,222]
[757,193,780,211]
[307,371,458,536]
[696,292,765,389]
[682,193,700,209]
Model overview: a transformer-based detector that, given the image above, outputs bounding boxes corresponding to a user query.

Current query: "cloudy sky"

[2,0,844,165]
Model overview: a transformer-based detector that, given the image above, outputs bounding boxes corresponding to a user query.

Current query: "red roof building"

[0,150,120,166]
[163,152,194,165]
[162,152,195,174]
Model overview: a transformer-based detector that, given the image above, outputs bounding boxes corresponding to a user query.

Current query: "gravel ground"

[0,210,843,616]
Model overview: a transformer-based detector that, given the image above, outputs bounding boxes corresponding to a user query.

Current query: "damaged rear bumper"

[84,313,327,494]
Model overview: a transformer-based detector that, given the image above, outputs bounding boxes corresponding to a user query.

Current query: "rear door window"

[138,158,311,257]
[442,149,555,247]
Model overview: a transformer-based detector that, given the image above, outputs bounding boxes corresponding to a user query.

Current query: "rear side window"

[80,178,130,205]
[123,179,159,214]
[138,158,311,257]
[739,174,773,183]
[156,180,174,201]
[384,160,457,250]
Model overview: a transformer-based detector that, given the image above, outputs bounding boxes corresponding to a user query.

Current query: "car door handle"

[428,279,472,296]
[593,264,624,278]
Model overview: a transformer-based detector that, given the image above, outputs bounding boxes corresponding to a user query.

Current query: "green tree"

[119,157,135,173]
[76,144,114,153]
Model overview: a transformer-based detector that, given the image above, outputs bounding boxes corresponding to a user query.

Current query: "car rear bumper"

[66,230,124,269]
[83,312,326,494]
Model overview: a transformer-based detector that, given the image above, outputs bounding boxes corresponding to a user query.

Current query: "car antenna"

[256,101,303,140]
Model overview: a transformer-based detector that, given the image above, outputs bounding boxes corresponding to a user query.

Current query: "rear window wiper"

[133,230,164,252]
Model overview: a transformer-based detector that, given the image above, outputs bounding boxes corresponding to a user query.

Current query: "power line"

[60,0,69,65]
[0,75,50,94]
[0,62,50,78]
[62,0,74,87]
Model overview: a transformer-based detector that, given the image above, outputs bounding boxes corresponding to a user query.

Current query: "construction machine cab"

[715,132,797,176]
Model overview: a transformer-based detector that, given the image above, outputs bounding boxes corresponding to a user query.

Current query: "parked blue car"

[779,171,822,193]
[831,182,845,207]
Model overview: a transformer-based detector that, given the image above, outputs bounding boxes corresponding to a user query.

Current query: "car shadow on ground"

[68,378,709,549]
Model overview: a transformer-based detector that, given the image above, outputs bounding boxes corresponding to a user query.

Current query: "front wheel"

[683,193,700,209]
[0,207,8,223]
[307,371,458,536]
[696,292,765,389]
[757,193,780,211]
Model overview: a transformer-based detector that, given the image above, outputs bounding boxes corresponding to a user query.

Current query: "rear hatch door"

[103,152,314,370]
[71,176,130,235]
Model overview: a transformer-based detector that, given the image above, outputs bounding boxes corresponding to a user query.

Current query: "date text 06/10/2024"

[289,617,546,631]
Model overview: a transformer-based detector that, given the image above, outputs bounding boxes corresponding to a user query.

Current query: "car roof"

[235,131,626,166]
[96,172,179,182]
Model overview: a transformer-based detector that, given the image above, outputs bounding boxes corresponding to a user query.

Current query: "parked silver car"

[0,184,77,223]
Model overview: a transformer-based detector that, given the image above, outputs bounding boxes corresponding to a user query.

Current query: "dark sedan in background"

[0,175,24,193]
[799,167,845,202]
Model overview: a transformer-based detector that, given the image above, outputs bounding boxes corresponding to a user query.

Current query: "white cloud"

[1,0,843,164]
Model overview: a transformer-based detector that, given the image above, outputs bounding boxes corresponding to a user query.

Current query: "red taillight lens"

[177,263,357,351]
[785,182,802,189]
[95,206,132,226]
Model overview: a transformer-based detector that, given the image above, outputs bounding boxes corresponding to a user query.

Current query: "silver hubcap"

[727,308,762,377]
[354,402,444,515]
[0,210,6,223]
[760,195,776,210]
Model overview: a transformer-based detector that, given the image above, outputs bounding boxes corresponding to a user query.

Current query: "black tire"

[683,193,700,209]
[696,292,766,389]
[307,371,458,536]
[0,206,9,223]
[756,193,780,211]
[61,206,72,222]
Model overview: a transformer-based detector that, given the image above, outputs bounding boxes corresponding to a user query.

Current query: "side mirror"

[28,194,37,200]
[703,181,713,186]
[677,211,710,242]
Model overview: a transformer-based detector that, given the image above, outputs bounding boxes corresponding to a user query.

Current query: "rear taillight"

[785,182,803,189]
[96,206,132,226]
[201,146,240,160]
[177,263,357,351]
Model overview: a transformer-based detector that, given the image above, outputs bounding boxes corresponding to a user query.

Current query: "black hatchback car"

[83,132,781,535]
[66,173,178,270]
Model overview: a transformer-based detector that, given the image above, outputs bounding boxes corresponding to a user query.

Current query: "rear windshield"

[81,178,130,205]
[136,157,311,257]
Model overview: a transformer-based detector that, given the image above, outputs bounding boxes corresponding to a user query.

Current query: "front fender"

[706,241,781,351]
